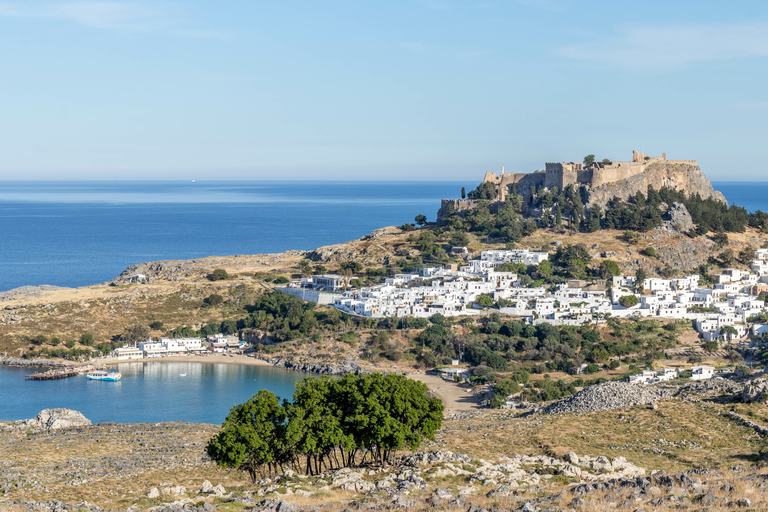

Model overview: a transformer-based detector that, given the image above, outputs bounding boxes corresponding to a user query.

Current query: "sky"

[1,0,767,181]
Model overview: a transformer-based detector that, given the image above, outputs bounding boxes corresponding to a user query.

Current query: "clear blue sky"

[1,0,767,180]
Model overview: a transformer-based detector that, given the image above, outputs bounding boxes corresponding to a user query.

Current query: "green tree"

[119,324,149,344]
[476,294,494,308]
[640,246,656,257]
[149,321,164,330]
[80,333,94,346]
[206,390,289,480]
[209,268,230,281]
[635,268,647,293]
[583,154,595,166]
[415,214,427,226]
[720,325,739,342]
[461,187,466,199]
[449,231,469,247]
[618,295,639,308]
[598,260,621,279]
[207,293,225,307]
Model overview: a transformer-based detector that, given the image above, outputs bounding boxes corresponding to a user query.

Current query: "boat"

[87,369,121,382]
[179,373,187,377]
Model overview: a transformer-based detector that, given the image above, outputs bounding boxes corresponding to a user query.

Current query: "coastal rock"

[22,409,91,431]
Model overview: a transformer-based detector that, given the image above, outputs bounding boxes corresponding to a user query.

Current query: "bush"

[273,276,289,285]
[149,321,164,330]
[80,333,94,346]
[618,295,639,308]
[207,294,225,306]
[209,269,230,281]
[640,246,656,257]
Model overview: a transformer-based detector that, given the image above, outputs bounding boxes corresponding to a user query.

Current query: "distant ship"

[87,369,121,382]
[192,180,196,183]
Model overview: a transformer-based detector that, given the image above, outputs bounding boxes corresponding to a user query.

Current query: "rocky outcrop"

[544,381,672,415]
[20,409,91,431]
[0,356,72,369]
[661,202,695,233]
[267,357,370,376]
[587,162,726,211]
[742,379,768,403]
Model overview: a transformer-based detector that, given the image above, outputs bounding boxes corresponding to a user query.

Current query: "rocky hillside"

[586,161,726,210]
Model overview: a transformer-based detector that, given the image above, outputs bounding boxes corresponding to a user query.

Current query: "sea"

[0,181,468,292]
[0,362,311,424]
[0,179,766,424]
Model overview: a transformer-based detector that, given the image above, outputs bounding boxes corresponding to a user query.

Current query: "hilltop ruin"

[438,150,726,221]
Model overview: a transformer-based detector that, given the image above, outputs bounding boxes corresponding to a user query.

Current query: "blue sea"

[0,362,312,424]
[0,180,468,292]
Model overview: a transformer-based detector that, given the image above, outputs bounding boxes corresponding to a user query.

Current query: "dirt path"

[407,372,483,415]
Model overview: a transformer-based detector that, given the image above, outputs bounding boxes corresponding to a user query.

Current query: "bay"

[0,362,311,424]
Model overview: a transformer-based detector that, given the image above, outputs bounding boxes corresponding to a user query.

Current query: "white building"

[114,347,143,360]
[691,366,715,381]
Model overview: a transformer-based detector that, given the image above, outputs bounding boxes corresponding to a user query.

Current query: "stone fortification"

[439,150,725,220]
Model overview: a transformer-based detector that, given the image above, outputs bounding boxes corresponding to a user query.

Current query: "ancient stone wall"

[591,162,646,188]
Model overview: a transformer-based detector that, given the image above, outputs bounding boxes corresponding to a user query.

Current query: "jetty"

[25,370,79,381]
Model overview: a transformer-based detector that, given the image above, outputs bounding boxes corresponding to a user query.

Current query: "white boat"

[87,370,121,382]
[179,373,187,377]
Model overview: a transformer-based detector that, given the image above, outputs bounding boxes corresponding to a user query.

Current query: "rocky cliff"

[586,162,726,211]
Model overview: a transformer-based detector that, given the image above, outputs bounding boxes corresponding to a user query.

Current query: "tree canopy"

[206,374,444,479]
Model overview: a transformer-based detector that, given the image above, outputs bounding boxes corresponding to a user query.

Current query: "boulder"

[663,202,695,233]
[559,464,582,478]
[23,409,91,431]
[147,487,160,498]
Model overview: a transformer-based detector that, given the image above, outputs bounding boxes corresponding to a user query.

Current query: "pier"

[25,370,79,381]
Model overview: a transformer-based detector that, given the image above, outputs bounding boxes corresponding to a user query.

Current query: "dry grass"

[433,400,768,473]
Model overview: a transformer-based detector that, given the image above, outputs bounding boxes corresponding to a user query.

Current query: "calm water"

[711,182,768,212]
[0,180,469,292]
[0,362,312,424]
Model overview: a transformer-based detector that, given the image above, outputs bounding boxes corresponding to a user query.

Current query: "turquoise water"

[0,362,311,424]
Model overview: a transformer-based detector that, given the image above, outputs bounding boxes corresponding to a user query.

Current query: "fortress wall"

[591,162,645,188]
[576,169,593,184]
[544,172,562,190]
[561,172,578,189]
[668,160,698,165]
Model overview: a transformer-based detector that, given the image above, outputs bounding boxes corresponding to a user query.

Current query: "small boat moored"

[87,369,122,382]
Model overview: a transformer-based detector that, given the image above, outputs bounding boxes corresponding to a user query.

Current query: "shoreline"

[101,353,275,367]
[7,353,481,415]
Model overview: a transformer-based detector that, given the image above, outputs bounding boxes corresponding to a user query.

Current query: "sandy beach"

[98,354,480,415]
